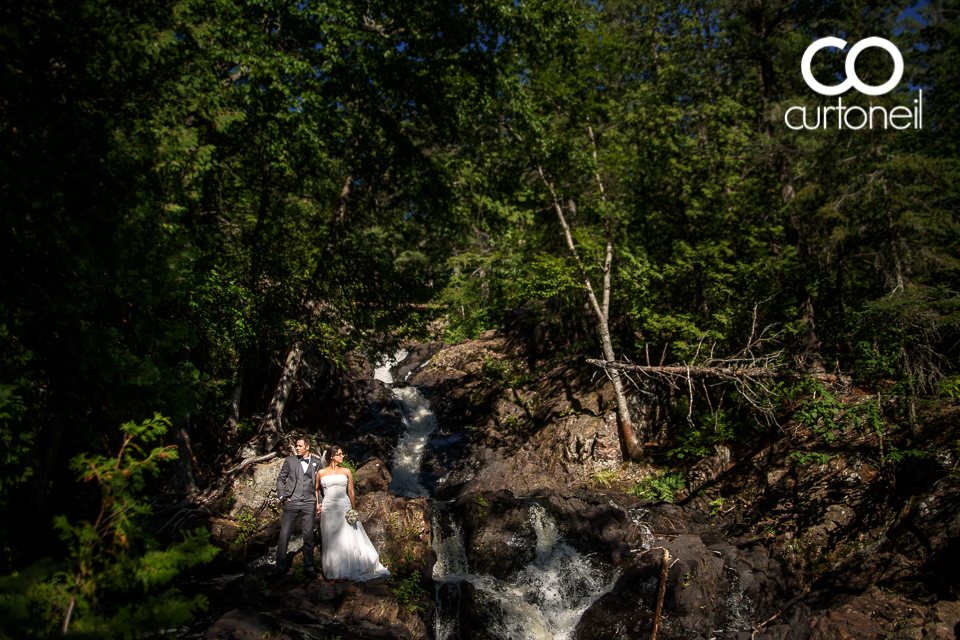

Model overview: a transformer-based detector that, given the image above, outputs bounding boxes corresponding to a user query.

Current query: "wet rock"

[574,534,727,640]
[209,518,240,545]
[450,490,537,579]
[221,574,264,608]
[537,490,636,556]
[795,608,884,640]
[392,342,443,382]
[928,600,960,639]
[885,476,960,596]
[706,541,788,624]
[446,579,501,640]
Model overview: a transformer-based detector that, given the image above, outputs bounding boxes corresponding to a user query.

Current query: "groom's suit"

[275,454,321,572]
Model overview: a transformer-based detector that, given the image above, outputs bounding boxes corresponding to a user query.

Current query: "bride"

[315,445,390,583]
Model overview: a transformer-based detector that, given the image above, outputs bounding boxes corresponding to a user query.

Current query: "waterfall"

[374,350,437,498]
[433,508,471,640]
[723,566,754,632]
[433,504,617,640]
[388,386,437,498]
[376,351,614,637]
[374,349,407,385]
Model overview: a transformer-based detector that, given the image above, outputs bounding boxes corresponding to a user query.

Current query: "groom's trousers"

[276,499,316,570]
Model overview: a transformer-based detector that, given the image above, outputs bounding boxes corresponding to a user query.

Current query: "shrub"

[627,471,687,502]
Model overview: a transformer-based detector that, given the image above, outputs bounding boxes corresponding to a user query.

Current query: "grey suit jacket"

[276,455,320,502]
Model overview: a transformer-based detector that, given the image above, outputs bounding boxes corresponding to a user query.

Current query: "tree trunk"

[248,151,272,288]
[172,412,198,498]
[537,165,643,461]
[256,170,354,441]
[746,5,825,374]
[258,341,304,435]
[226,380,242,439]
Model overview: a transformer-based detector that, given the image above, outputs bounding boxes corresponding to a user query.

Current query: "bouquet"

[345,509,360,526]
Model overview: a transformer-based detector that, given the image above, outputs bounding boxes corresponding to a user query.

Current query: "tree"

[0,415,217,639]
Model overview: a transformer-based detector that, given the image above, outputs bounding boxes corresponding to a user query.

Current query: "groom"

[273,434,321,578]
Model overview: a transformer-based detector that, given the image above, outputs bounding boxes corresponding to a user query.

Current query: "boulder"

[227,457,284,519]
[355,457,392,495]
[450,490,538,579]
[202,609,292,640]
[574,534,727,640]
[358,491,435,578]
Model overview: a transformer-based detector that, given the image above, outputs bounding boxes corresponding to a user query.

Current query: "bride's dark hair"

[324,445,342,466]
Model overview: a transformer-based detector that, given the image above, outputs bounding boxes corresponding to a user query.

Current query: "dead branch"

[199,451,279,504]
[650,548,670,640]
[585,360,852,384]
[587,342,853,430]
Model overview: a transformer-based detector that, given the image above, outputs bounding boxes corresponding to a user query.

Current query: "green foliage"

[627,472,687,503]
[0,415,217,639]
[507,253,582,303]
[340,459,358,483]
[709,498,725,516]
[847,287,960,395]
[235,510,257,546]
[879,447,934,466]
[292,565,306,584]
[0,386,32,519]
[787,452,835,467]
[592,469,620,488]
[482,357,510,383]
[471,494,490,521]
[667,406,747,460]
[790,381,847,443]
[941,376,960,399]
[388,570,427,616]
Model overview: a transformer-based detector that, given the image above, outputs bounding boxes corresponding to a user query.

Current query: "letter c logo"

[801,37,903,96]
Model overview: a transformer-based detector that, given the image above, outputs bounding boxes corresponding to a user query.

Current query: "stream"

[374,351,618,640]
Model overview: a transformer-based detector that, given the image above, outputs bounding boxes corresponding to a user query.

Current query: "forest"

[1,0,958,637]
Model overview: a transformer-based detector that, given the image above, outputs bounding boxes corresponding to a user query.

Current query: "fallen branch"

[199,451,279,504]
[587,353,854,430]
[650,548,670,640]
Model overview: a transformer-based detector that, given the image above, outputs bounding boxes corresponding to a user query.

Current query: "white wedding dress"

[320,475,390,582]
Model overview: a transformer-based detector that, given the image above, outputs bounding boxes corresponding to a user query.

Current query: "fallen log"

[585,359,852,385]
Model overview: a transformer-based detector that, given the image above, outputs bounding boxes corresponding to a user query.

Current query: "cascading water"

[433,504,618,640]
[373,349,407,385]
[388,386,437,498]
[723,567,754,632]
[374,350,438,498]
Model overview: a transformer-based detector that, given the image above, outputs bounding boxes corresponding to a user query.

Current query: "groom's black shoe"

[271,565,288,579]
[304,567,318,579]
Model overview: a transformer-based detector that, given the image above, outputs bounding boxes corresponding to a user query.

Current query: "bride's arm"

[315,472,323,513]
[346,470,356,510]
